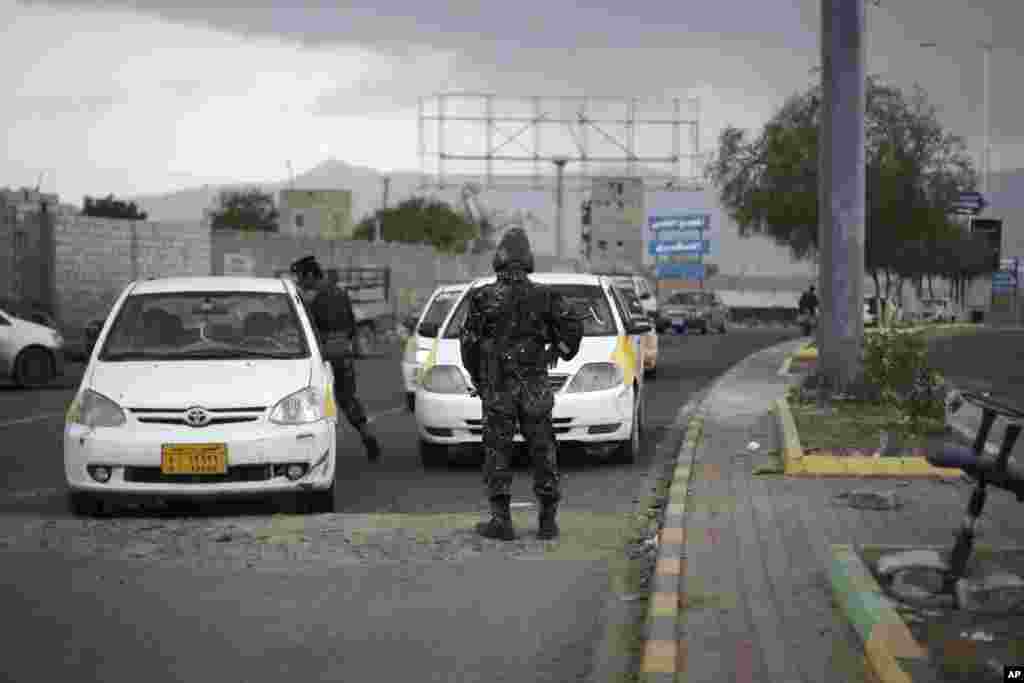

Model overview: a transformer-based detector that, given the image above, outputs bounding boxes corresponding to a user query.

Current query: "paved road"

[0,328,796,683]
[926,327,1024,407]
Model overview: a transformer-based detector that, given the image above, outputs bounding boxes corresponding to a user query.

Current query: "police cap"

[290,255,322,279]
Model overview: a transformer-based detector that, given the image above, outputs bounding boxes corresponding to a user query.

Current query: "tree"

[82,194,148,220]
[706,76,978,285]
[353,197,479,254]
[209,188,279,232]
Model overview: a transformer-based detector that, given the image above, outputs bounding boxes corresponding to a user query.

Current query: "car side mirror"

[628,319,653,335]
[417,321,440,338]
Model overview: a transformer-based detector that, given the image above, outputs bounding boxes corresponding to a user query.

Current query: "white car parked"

[63,276,339,516]
[400,283,469,412]
[414,273,651,467]
[0,298,65,387]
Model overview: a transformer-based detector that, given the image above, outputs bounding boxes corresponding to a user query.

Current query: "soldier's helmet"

[492,228,534,274]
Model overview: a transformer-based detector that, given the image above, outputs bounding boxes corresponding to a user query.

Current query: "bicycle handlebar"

[961,391,1024,421]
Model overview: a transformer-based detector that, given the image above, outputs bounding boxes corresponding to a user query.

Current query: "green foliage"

[861,328,946,436]
[209,188,279,232]
[353,197,479,254]
[706,76,980,284]
[82,194,148,220]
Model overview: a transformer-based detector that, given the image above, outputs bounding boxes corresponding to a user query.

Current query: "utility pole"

[374,176,390,243]
[553,157,568,261]
[819,0,867,397]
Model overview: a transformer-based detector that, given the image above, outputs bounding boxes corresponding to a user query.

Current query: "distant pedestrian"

[459,229,583,540]
[291,255,381,462]
[799,285,819,317]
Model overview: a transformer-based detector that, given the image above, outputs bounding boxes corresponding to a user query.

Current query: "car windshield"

[615,287,647,318]
[667,292,714,307]
[99,291,310,361]
[420,290,463,328]
[444,283,617,338]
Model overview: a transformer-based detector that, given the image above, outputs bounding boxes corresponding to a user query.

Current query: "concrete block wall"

[55,216,212,340]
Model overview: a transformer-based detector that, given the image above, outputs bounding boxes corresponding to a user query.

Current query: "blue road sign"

[648,213,710,232]
[649,239,711,256]
[653,229,707,243]
[656,263,706,279]
[951,191,988,215]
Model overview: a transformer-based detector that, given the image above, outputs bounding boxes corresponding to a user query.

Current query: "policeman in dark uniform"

[459,229,583,540]
[290,256,381,462]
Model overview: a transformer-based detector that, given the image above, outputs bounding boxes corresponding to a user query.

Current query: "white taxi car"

[414,273,651,467]
[401,283,469,412]
[63,276,339,517]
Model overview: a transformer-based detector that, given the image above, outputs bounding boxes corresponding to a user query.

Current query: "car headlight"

[67,389,126,428]
[565,362,624,393]
[421,365,470,394]
[269,387,323,425]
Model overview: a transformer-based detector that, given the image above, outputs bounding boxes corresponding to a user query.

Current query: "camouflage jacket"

[459,271,583,388]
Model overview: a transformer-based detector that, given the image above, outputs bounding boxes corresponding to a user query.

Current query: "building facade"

[278,189,354,240]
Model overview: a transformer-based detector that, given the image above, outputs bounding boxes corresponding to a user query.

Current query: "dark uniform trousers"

[480,371,560,502]
[322,337,368,429]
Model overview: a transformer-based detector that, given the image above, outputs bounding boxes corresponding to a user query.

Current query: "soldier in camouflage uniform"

[291,256,382,462]
[460,229,583,540]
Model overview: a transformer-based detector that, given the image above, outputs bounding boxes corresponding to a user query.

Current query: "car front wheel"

[14,348,54,388]
[616,388,645,464]
[67,491,108,517]
[419,440,448,468]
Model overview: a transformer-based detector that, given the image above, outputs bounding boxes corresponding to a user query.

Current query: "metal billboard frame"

[417,93,704,193]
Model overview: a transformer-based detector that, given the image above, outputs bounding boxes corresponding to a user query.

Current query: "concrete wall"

[55,216,212,338]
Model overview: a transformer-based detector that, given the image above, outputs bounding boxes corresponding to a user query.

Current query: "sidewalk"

[641,338,1024,682]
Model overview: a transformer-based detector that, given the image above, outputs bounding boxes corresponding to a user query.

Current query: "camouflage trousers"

[479,373,560,502]
[325,352,368,429]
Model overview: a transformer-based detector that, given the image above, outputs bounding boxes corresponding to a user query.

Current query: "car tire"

[14,347,54,388]
[701,325,708,335]
[616,388,645,464]
[406,392,415,413]
[644,365,657,379]
[309,480,336,514]
[419,440,448,468]
[718,322,727,334]
[68,491,107,517]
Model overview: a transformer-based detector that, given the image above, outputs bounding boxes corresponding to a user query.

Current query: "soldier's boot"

[537,498,559,540]
[358,423,381,462]
[475,496,516,541]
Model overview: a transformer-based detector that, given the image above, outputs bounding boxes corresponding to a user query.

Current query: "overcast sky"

[4,0,1021,205]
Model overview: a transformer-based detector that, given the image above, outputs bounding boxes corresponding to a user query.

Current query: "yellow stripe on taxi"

[610,335,637,386]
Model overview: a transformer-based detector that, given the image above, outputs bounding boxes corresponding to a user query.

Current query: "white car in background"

[0,297,65,387]
[63,276,339,517]
[400,283,469,412]
[414,273,651,467]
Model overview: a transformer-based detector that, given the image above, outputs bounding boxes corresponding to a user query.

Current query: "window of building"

[294,212,305,228]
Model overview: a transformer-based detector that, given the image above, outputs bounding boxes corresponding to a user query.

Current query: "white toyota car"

[400,283,469,412]
[414,273,651,467]
[63,276,339,516]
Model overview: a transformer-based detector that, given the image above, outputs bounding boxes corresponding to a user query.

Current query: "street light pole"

[982,41,992,202]
[553,157,568,262]
[920,40,994,207]
[819,0,867,396]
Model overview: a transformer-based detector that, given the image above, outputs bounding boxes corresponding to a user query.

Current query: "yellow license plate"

[160,444,228,474]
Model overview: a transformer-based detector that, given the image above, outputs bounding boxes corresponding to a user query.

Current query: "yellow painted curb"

[775,398,962,478]
[793,345,818,361]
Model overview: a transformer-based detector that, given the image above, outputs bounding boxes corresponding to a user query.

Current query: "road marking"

[0,412,65,429]
[366,406,404,423]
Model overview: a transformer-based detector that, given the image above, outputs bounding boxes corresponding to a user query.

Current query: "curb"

[774,397,962,478]
[639,337,805,680]
[638,410,704,680]
[829,545,928,683]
